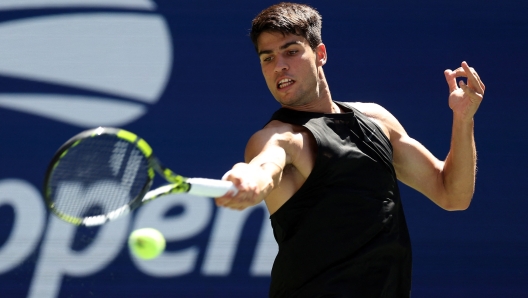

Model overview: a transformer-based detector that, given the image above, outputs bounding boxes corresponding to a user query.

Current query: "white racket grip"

[186,178,238,197]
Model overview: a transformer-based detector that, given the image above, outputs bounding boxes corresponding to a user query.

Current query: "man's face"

[257,32,323,107]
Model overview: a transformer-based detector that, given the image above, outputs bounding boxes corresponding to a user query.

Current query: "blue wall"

[0,0,527,297]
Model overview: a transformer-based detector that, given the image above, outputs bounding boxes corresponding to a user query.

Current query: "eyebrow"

[258,41,303,57]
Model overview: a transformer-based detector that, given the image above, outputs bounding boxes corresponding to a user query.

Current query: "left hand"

[444,61,485,122]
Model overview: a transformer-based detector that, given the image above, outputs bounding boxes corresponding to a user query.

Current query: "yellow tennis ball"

[128,228,166,260]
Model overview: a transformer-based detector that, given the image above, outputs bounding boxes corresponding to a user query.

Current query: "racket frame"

[43,127,191,226]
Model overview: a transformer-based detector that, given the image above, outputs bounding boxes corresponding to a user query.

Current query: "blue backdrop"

[0,0,527,297]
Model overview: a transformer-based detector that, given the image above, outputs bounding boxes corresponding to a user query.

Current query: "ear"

[315,43,327,66]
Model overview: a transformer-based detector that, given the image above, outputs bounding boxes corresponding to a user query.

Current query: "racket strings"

[48,135,150,219]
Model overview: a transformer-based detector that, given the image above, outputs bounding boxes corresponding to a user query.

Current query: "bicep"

[393,134,445,202]
[382,110,447,206]
[356,102,449,206]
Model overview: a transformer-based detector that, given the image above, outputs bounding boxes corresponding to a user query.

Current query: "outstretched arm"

[391,61,484,210]
[214,126,290,210]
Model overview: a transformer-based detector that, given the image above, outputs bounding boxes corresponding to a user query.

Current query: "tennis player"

[215,2,485,297]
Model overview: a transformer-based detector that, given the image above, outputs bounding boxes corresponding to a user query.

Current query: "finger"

[218,187,246,202]
[450,66,466,77]
[444,69,458,93]
[461,61,485,94]
[460,80,483,104]
[471,68,485,93]
[228,205,246,211]
[222,198,248,210]
[473,71,485,92]
[222,171,243,187]
[216,196,242,208]
[214,197,230,206]
[221,169,233,180]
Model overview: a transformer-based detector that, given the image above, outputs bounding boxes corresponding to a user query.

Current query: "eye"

[262,56,273,62]
[288,50,298,55]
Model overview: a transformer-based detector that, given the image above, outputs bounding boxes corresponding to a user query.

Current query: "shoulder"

[244,120,312,163]
[344,102,404,141]
[346,102,391,121]
[252,119,304,142]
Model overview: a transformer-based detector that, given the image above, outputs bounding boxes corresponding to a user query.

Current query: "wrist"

[452,112,475,126]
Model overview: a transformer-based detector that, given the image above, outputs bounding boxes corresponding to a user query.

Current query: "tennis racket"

[43,127,237,226]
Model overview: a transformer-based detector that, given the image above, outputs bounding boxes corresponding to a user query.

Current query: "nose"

[274,56,289,73]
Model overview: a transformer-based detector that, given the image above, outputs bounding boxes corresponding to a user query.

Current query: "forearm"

[253,161,283,194]
[237,160,283,200]
[244,141,287,195]
[215,148,286,210]
[441,116,476,210]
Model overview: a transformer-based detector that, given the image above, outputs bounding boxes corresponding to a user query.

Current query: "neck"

[281,69,338,113]
[331,101,341,113]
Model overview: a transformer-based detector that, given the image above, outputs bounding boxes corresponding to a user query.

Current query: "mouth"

[277,78,295,90]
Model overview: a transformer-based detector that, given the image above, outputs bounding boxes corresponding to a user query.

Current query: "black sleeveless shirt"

[268,102,412,298]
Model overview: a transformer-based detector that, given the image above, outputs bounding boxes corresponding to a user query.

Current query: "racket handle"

[186,178,238,197]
